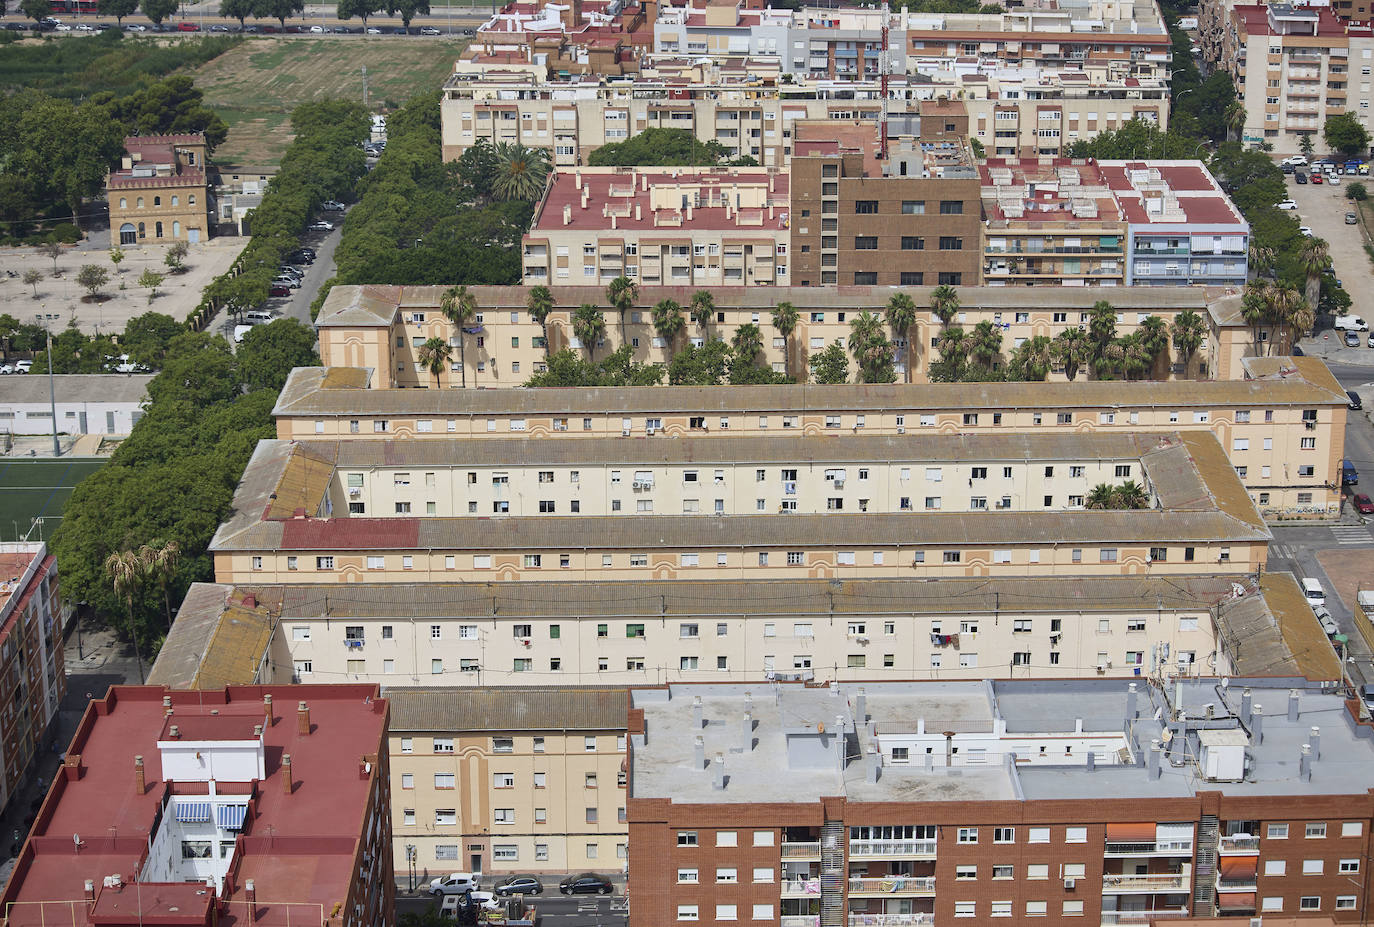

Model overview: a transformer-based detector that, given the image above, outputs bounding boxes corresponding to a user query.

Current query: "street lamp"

[406,844,417,892]
[34,312,59,458]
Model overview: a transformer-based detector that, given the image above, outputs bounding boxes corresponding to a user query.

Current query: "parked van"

[1336,315,1369,332]
[1344,458,1359,486]
[244,310,275,324]
[1302,577,1327,609]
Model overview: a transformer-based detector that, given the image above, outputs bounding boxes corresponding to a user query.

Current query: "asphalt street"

[397,891,629,927]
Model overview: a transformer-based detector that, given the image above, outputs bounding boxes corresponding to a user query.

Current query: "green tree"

[929,326,969,382]
[15,97,125,232]
[1325,112,1371,157]
[526,285,554,356]
[731,322,764,368]
[147,332,240,407]
[1087,483,1117,509]
[808,342,848,384]
[491,142,550,202]
[1051,328,1090,382]
[651,299,685,356]
[164,240,189,273]
[1297,237,1329,314]
[929,284,959,327]
[572,303,606,362]
[77,264,108,300]
[386,0,429,28]
[416,336,451,389]
[1347,182,1368,202]
[690,290,714,336]
[771,301,799,380]
[138,539,180,633]
[667,340,731,386]
[1299,134,1315,159]
[233,318,319,391]
[139,269,165,302]
[884,292,918,383]
[39,240,62,275]
[19,0,50,22]
[220,0,255,25]
[967,320,1002,373]
[105,550,147,683]
[848,311,895,384]
[1136,315,1170,379]
[586,128,735,167]
[140,0,177,24]
[1006,335,1053,381]
[439,284,477,387]
[122,312,184,370]
[252,0,304,28]
[1170,309,1206,378]
[22,268,41,299]
[109,246,125,274]
[606,275,638,344]
[337,0,384,25]
[97,0,139,22]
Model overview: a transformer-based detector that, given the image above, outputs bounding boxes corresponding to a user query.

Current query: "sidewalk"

[1299,333,1374,368]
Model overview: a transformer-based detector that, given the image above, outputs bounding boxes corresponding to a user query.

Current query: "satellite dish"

[73,833,80,847]
[1221,678,1230,689]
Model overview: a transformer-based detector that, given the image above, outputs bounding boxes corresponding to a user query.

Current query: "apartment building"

[157,568,1330,693]
[0,543,65,815]
[981,159,1248,288]
[386,687,629,877]
[521,167,790,287]
[314,283,1258,386]
[1219,3,1374,155]
[107,134,211,246]
[0,684,393,927]
[208,428,1269,586]
[789,128,982,289]
[626,677,1374,927]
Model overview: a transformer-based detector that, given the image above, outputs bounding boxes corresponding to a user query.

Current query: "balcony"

[1102,872,1191,893]
[781,842,822,860]
[1218,835,1260,854]
[781,918,819,927]
[848,840,937,860]
[1104,840,1192,856]
[1217,877,1257,892]
[848,916,934,927]
[782,879,823,897]
[848,877,936,896]
[1099,911,1192,925]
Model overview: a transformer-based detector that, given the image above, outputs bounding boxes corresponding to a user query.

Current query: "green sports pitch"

[0,458,107,541]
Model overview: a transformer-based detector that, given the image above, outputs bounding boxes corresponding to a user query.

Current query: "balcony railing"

[848,840,937,859]
[782,880,823,896]
[1217,877,1258,891]
[848,877,936,895]
[1102,873,1190,892]
[1099,910,1192,925]
[1218,835,1260,853]
[781,842,821,859]
[847,915,934,927]
[781,917,819,927]
[1105,840,1193,856]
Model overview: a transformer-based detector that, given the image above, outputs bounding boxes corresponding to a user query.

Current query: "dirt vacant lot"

[191,36,468,168]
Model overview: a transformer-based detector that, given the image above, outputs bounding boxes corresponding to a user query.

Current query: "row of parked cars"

[0,360,32,375]
[428,872,616,897]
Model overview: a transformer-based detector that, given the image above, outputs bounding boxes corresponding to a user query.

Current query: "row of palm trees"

[411,280,1213,387]
[104,540,180,684]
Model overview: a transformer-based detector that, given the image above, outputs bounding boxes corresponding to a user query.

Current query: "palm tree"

[848,311,893,383]
[1266,283,1303,355]
[1113,480,1149,510]
[929,284,959,328]
[937,326,968,366]
[1086,483,1117,510]
[1051,328,1090,382]
[732,322,765,368]
[1297,237,1329,315]
[652,299,685,356]
[1137,315,1170,379]
[417,337,452,389]
[967,320,1002,372]
[884,293,918,383]
[690,290,714,336]
[491,142,551,202]
[573,303,606,362]
[138,539,180,633]
[1288,302,1316,354]
[105,550,146,683]
[771,301,800,379]
[440,285,477,387]
[1170,309,1206,378]
[605,276,639,345]
[1241,282,1267,356]
[1008,335,1053,381]
[1120,335,1152,381]
[1224,101,1247,143]
[1248,243,1275,280]
[526,285,554,356]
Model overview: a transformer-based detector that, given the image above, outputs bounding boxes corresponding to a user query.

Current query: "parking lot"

[1283,165,1374,335]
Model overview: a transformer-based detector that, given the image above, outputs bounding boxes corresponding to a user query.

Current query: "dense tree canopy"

[587,128,758,167]
[1325,112,1372,157]
[236,318,320,391]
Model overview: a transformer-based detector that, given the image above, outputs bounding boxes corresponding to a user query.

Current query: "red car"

[1312,173,1324,184]
[268,284,291,297]
[1353,494,1374,514]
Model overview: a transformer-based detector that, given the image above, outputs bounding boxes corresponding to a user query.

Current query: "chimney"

[611,214,617,230]
[169,725,180,739]
[1288,689,1300,722]
[581,190,588,210]
[1240,688,1252,726]
[694,735,706,770]
[563,204,572,225]
[635,204,642,221]
[245,879,257,924]
[134,755,145,795]
[1300,743,1312,781]
[1125,682,1138,728]
[865,743,880,783]
[741,713,753,752]
[283,754,293,794]
[693,696,704,729]
[264,693,273,727]
[162,695,172,710]
[712,753,726,790]
[84,880,96,906]
[1085,751,1096,772]
[744,691,753,713]
[641,173,648,192]
[1310,726,1321,761]
[686,203,693,221]
[855,688,867,723]
[254,724,263,738]
[1148,739,1161,780]
[575,169,582,190]
[1252,704,1264,744]
[298,701,310,735]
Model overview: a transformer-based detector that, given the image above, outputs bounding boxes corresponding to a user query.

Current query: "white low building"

[0,374,152,436]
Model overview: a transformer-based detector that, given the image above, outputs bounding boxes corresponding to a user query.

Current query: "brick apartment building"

[0,684,393,927]
[627,679,1374,927]
[0,542,65,816]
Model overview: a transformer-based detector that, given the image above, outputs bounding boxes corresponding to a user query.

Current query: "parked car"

[14,360,31,373]
[233,324,253,344]
[322,200,345,211]
[1353,493,1374,515]
[1282,155,1309,166]
[308,23,324,31]
[1299,226,1313,236]
[1312,172,1324,184]
[1335,314,1368,331]
[1362,684,1374,713]
[420,25,441,33]
[267,284,291,297]
[365,25,382,32]
[176,21,199,30]
[1276,199,1298,210]
[309,219,334,231]
[209,23,229,31]
[273,276,301,289]
[1349,390,1364,411]
[54,23,72,30]
[558,874,614,895]
[1331,174,1343,185]
[0,364,12,375]
[288,251,315,264]
[429,874,481,896]
[1295,172,1308,184]
[1348,212,1359,224]
[493,876,544,896]
[1345,330,1361,347]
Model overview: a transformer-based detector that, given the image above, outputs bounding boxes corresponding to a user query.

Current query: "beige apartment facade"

[275,357,1348,520]
[386,688,630,879]
[315,284,1258,387]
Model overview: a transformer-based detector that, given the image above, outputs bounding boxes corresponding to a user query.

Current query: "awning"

[1220,857,1258,878]
[175,801,212,823]
[1217,893,1256,910]
[1105,823,1156,842]
[216,804,248,831]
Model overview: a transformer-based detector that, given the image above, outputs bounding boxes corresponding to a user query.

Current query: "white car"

[309,219,334,231]
[1329,174,1343,185]
[14,360,32,373]
[365,25,381,32]
[322,200,345,211]
[1299,226,1313,236]
[419,25,441,34]
[429,873,481,896]
[54,23,72,30]
[125,22,146,29]
[1282,155,1309,167]
[233,324,253,344]
[1277,200,1299,210]
[308,24,323,32]
[0,364,12,375]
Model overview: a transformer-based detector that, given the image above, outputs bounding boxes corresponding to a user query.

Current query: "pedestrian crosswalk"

[1331,525,1374,545]
[1270,543,1296,560]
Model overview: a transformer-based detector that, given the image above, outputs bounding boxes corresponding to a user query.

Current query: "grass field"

[191,37,469,168]
[0,458,107,541]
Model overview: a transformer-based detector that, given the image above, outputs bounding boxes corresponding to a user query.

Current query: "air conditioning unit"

[348,488,362,498]
[896,426,905,434]
[521,638,531,648]
[1064,878,1076,890]
[834,480,845,489]
[1096,664,1107,674]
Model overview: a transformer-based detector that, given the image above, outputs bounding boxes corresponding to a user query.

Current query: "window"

[717,868,738,883]
[316,556,334,571]
[1027,863,1049,879]
[1066,827,1087,843]
[752,905,773,921]
[678,869,699,884]
[939,236,963,250]
[1303,859,1325,875]
[678,832,698,846]
[677,906,699,922]
[1343,821,1364,837]
[435,808,458,825]
[1300,897,1321,911]
[717,831,738,847]
[1025,902,1047,917]
[990,902,1012,918]
[854,236,878,249]
[1265,860,1286,876]
[956,866,977,880]
[954,902,976,919]
[1268,823,1289,839]
[994,827,1014,843]
[1063,901,1084,917]
[1338,897,1358,910]
[1307,822,1328,838]
[901,200,925,214]
[491,738,511,753]
[854,200,878,213]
